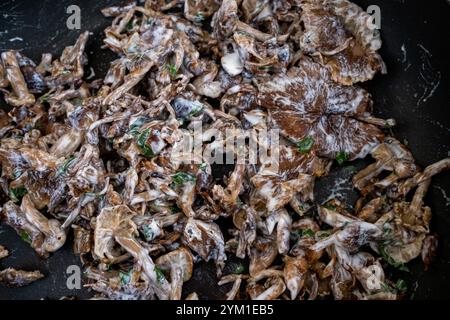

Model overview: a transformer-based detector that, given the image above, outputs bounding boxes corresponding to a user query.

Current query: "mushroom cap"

[156,247,194,282]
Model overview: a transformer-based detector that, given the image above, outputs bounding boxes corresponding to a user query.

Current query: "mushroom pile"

[0,0,449,300]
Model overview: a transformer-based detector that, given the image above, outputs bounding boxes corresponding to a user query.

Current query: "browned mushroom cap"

[45,31,89,88]
[353,138,417,194]
[251,173,315,212]
[184,0,221,23]
[0,146,61,178]
[247,268,286,300]
[421,235,438,270]
[246,58,386,160]
[20,195,66,253]
[0,51,35,106]
[0,268,44,287]
[299,0,384,85]
[1,201,47,257]
[72,225,92,255]
[0,245,8,259]
[156,247,194,299]
[183,218,226,275]
[211,0,239,41]
[299,1,351,56]
[192,60,223,98]
[397,158,450,197]
[312,220,382,253]
[212,163,245,211]
[0,60,8,87]
[249,236,277,276]
[185,292,199,300]
[283,255,308,300]
[234,205,257,259]
[94,205,171,299]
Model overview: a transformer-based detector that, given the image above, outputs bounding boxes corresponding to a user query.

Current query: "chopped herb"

[380,282,394,293]
[194,12,205,22]
[395,279,407,293]
[70,97,83,106]
[335,151,350,165]
[13,168,23,179]
[61,69,71,75]
[188,102,203,118]
[129,117,148,136]
[119,270,132,285]
[56,156,75,177]
[199,163,207,171]
[10,187,27,203]
[126,20,133,31]
[136,128,155,158]
[228,241,238,249]
[166,64,177,77]
[316,230,332,239]
[141,224,154,242]
[296,136,314,154]
[170,206,181,213]
[39,92,51,103]
[171,172,196,185]
[323,203,337,211]
[379,245,410,272]
[403,139,409,146]
[258,65,272,71]
[234,263,245,274]
[19,230,31,244]
[345,165,357,174]
[301,229,315,238]
[126,43,139,55]
[154,266,166,283]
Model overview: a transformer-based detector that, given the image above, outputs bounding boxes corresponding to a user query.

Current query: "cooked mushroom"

[155,247,193,299]
[0,245,8,259]
[0,268,44,287]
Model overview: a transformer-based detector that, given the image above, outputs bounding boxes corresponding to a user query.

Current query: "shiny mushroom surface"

[0,0,449,300]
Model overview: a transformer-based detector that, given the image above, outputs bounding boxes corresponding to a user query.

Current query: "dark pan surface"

[0,0,449,300]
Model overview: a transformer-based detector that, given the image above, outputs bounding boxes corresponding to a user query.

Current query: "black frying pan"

[0,0,449,300]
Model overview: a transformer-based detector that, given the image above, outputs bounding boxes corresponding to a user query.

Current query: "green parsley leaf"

[171,172,196,185]
[395,279,407,293]
[136,128,155,158]
[194,12,205,22]
[258,65,272,71]
[129,117,148,136]
[301,229,315,238]
[154,266,166,283]
[119,270,132,285]
[170,206,181,213]
[234,263,245,274]
[335,151,350,165]
[141,224,154,242]
[126,20,133,31]
[166,64,177,77]
[379,245,410,272]
[296,137,314,154]
[10,187,27,203]
[19,230,31,244]
[56,156,75,177]
[199,163,207,171]
[323,203,337,211]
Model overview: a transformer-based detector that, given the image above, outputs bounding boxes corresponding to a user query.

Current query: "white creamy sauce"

[221,52,244,76]
[433,185,450,207]
[416,44,441,107]
[8,37,23,42]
